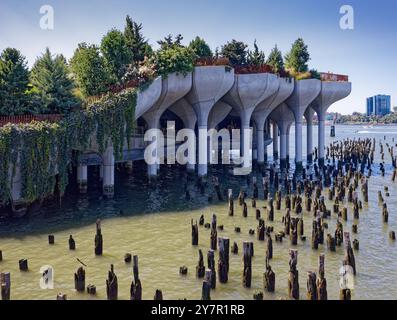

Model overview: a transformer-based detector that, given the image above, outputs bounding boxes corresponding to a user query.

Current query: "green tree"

[266,45,284,74]
[100,29,132,83]
[157,34,184,49]
[247,40,265,66]
[151,46,194,77]
[124,15,152,64]
[220,40,248,66]
[188,36,213,58]
[285,38,310,73]
[30,48,77,114]
[70,43,109,97]
[0,48,30,115]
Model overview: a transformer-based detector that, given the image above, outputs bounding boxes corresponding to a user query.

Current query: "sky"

[0,0,396,114]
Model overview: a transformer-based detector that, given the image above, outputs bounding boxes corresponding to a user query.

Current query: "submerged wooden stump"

[19,259,28,271]
[0,250,2,262]
[306,271,317,300]
[56,293,67,300]
[317,255,327,300]
[1,272,11,300]
[218,237,229,283]
[196,249,205,278]
[48,235,55,245]
[264,258,275,292]
[74,267,85,292]
[191,219,199,246]
[87,284,96,295]
[242,242,253,288]
[210,215,217,250]
[106,264,118,300]
[130,255,142,300]
[154,289,163,300]
[288,249,299,300]
[207,250,216,289]
[340,289,351,300]
[68,235,76,250]
[232,242,239,255]
[94,219,103,256]
[202,270,212,300]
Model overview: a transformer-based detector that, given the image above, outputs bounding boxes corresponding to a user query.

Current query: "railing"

[320,72,349,82]
[0,114,64,127]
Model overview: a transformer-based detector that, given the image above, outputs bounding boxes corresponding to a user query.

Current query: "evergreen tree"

[0,48,30,115]
[30,48,77,114]
[285,38,310,73]
[266,45,284,74]
[124,15,153,64]
[247,40,265,66]
[157,34,184,49]
[70,43,109,97]
[100,29,132,83]
[188,36,213,58]
[220,40,248,66]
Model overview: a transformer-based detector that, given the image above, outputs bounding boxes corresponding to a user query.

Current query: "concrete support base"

[295,161,303,172]
[125,161,133,174]
[103,185,114,199]
[280,159,288,170]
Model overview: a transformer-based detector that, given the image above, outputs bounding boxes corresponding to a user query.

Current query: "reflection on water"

[0,125,397,300]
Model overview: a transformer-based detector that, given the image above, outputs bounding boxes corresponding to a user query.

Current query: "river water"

[0,125,396,300]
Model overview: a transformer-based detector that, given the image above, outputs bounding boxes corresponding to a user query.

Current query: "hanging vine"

[0,88,137,206]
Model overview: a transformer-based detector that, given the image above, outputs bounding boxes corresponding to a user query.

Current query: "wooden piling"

[242,242,253,288]
[196,249,205,278]
[317,254,327,300]
[69,235,76,250]
[307,271,317,300]
[201,270,212,300]
[131,256,142,300]
[343,233,356,275]
[191,219,199,246]
[288,249,299,300]
[154,289,163,300]
[19,259,28,271]
[264,258,275,292]
[74,267,85,292]
[106,264,118,300]
[94,219,103,256]
[232,242,239,255]
[218,237,229,283]
[48,235,55,245]
[1,272,11,300]
[207,250,216,289]
[210,215,217,250]
[228,189,234,216]
[87,284,96,295]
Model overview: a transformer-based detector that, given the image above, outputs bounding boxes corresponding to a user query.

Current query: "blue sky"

[0,0,396,114]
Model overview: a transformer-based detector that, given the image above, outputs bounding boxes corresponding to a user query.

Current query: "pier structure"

[7,66,351,211]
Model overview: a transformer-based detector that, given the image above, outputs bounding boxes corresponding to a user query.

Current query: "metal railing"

[0,114,63,127]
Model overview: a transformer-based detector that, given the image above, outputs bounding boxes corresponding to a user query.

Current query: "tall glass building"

[366,95,391,116]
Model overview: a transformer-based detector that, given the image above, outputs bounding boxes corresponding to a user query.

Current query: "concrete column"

[286,125,291,164]
[103,147,115,198]
[307,119,313,163]
[272,122,279,160]
[198,125,208,176]
[295,120,303,170]
[241,124,252,169]
[99,165,104,181]
[318,111,326,167]
[280,126,288,169]
[77,165,88,194]
[257,128,265,164]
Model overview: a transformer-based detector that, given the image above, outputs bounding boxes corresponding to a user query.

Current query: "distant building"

[393,106,397,113]
[366,95,391,116]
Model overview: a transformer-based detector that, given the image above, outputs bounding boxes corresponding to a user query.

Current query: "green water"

[0,125,397,300]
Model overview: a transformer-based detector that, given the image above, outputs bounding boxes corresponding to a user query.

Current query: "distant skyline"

[0,0,396,114]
